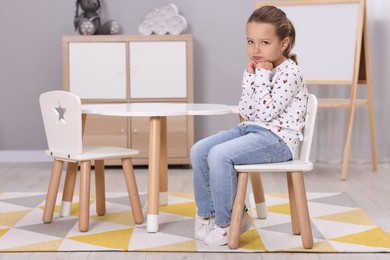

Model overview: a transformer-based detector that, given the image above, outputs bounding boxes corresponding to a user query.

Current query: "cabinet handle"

[133,128,138,133]
[120,129,125,133]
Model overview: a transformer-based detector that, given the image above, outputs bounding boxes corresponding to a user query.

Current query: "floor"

[0,161,389,260]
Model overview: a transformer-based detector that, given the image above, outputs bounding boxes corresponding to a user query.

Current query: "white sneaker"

[203,212,252,246]
[240,211,253,235]
[195,216,215,241]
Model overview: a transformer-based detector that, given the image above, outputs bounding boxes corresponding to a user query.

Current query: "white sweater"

[239,59,308,158]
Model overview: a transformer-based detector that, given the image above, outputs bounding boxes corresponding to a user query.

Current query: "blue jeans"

[191,124,292,227]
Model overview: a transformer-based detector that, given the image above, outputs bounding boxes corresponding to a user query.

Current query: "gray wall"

[0,0,257,150]
[1,1,390,164]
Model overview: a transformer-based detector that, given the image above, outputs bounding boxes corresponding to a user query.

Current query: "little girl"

[191,6,308,246]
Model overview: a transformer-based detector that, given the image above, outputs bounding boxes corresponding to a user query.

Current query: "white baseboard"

[0,150,51,162]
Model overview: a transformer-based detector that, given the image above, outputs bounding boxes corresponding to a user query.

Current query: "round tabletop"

[82,102,236,117]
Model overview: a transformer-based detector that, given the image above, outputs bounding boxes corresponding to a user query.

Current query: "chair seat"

[234,160,313,172]
[46,146,139,161]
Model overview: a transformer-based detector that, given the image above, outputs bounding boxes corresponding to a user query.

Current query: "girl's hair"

[247,6,297,64]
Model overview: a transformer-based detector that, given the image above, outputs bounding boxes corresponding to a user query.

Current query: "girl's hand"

[256,61,273,71]
[246,60,256,74]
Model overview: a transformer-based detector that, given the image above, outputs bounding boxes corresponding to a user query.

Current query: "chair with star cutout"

[39,90,144,232]
[228,94,317,249]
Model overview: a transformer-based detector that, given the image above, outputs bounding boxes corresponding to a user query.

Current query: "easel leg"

[366,81,378,172]
[341,84,358,181]
[362,9,378,172]
[342,3,378,179]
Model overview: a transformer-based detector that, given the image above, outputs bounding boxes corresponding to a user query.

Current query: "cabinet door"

[82,115,128,147]
[129,41,187,98]
[69,42,127,99]
[130,116,188,160]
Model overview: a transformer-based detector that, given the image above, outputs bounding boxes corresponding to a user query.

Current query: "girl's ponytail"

[284,20,298,64]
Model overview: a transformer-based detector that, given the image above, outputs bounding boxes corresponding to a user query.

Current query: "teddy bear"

[74,0,120,35]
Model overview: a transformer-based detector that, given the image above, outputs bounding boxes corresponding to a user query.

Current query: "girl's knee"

[207,146,231,166]
[190,141,200,158]
[190,140,207,164]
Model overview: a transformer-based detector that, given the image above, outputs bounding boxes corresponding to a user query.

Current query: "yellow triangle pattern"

[168,192,194,199]
[267,193,289,198]
[289,240,337,252]
[239,228,266,251]
[39,201,92,217]
[91,211,135,226]
[159,202,196,218]
[331,227,390,249]
[39,203,77,216]
[0,210,31,227]
[7,239,63,251]
[142,239,197,252]
[54,203,81,216]
[69,228,133,250]
[310,240,338,252]
[267,203,290,215]
[0,228,10,238]
[317,208,376,226]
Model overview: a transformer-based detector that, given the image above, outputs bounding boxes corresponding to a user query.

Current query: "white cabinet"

[69,42,127,99]
[129,41,187,98]
[62,34,194,165]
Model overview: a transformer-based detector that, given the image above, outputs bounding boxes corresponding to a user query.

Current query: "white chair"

[228,94,318,249]
[39,90,144,232]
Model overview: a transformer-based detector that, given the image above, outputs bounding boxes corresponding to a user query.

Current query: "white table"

[81,102,235,232]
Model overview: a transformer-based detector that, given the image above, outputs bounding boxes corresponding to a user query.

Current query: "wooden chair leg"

[228,172,249,249]
[61,161,78,217]
[79,161,91,232]
[94,160,106,216]
[250,172,267,219]
[287,172,300,235]
[122,158,144,224]
[291,171,313,249]
[43,160,64,224]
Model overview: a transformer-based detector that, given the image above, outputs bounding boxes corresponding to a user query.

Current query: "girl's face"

[246,22,289,67]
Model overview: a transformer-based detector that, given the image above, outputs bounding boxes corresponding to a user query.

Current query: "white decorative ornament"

[138,4,187,35]
[167,15,187,35]
[138,9,159,35]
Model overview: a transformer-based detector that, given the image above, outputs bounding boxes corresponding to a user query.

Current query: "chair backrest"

[39,91,83,155]
[299,94,318,163]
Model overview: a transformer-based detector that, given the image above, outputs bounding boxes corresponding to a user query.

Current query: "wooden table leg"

[159,117,168,206]
[94,160,106,216]
[147,116,161,232]
[82,114,87,137]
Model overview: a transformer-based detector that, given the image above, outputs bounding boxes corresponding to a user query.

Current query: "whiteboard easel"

[256,0,377,180]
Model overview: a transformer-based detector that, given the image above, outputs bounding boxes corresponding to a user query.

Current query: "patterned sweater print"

[239,59,308,159]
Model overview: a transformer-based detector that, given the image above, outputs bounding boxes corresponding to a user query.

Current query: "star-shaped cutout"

[54,101,66,123]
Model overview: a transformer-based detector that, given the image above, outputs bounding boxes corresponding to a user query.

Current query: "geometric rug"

[0,192,390,252]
